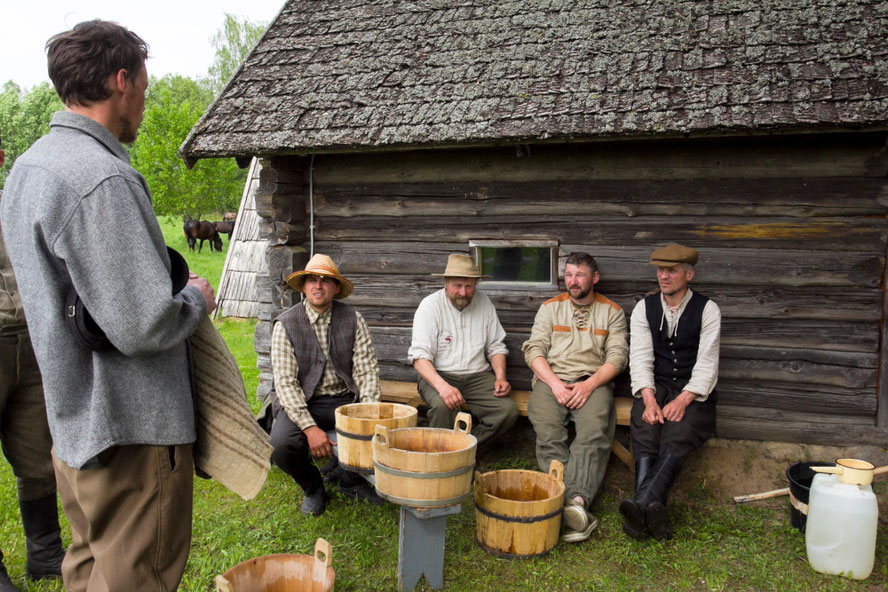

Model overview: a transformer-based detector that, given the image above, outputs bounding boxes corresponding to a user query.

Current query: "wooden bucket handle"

[548,459,564,483]
[215,575,233,592]
[454,412,472,435]
[312,538,332,592]
[374,424,389,448]
[474,470,483,493]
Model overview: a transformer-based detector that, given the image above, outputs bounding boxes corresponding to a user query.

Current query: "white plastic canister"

[805,473,878,580]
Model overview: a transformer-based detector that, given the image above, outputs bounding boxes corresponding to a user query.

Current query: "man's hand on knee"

[438,384,465,410]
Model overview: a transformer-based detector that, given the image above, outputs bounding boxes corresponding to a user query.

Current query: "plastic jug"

[805,473,878,579]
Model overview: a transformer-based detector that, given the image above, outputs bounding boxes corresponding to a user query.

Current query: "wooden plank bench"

[379,380,634,467]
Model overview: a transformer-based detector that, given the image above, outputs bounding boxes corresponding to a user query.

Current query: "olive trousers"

[528,380,615,505]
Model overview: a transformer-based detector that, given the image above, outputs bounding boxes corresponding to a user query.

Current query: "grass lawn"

[1,217,886,590]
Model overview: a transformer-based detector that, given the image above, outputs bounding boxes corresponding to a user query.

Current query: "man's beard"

[118,116,138,144]
[568,285,590,301]
[448,293,472,311]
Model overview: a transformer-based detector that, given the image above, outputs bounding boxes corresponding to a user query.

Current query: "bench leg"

[611,440,634,468]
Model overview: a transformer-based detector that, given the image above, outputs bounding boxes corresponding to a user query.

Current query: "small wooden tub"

[215,538,334,592]
[474,460,565,559]
[373,412,476,507]
[334,402,418,474]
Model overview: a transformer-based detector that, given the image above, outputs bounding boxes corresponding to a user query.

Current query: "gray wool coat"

[0,111,206,469]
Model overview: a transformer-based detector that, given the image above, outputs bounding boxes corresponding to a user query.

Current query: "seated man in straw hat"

[620,244,720,541]
[522,252,628,543]
[269,254,383,516]
[408,254,519,447]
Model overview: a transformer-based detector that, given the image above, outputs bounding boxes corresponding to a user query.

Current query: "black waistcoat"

[275,300,359,402]
[644,292,709,387]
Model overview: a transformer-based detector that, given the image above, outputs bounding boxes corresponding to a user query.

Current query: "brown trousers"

[53,444,193,592]
[0,331,56,501]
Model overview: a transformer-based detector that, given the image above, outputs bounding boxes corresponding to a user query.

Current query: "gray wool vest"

[274,300,360,401]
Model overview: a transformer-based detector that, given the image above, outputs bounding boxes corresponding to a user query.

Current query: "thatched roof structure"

[181,0,888,165]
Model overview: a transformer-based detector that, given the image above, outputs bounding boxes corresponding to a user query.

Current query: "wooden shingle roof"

[181,0,888,165]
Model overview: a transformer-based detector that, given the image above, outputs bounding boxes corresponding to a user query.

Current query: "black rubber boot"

[643,454,683,541]
[0,550,22,592]
[619,456,656,540]
[18,495,65,579]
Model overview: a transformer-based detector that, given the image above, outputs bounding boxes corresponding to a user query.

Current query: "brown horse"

[183,220,223,253]
[213,220,235,242]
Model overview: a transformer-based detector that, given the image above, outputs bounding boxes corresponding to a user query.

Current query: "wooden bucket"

[334,403,418,474]
[474,460,565,559]
[215,538,334,592]
[372,412,476,507]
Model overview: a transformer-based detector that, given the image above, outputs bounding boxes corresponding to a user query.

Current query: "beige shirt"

[629,288,721,401]
[271,300,380,431]
[522,292,629,382]
[408,288,508,375]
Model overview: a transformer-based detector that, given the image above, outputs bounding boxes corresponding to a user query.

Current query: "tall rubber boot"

[0,550,22,592]
[643,454,682,541]
[619,455,656,540]
[18,494,65,579]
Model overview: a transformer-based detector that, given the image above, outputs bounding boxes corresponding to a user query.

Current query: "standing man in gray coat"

[0,134,65,592]
[0,20,215,592]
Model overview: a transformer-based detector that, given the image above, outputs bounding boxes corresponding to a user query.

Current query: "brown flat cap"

[649,244,699,267]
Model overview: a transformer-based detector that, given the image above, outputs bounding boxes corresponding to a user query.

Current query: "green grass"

[2,217,887,590]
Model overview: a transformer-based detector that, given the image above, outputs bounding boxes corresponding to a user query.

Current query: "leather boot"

[0,550,22,592]
[643,454,682,541]
[18,494,65,579]
[619,455,656,540]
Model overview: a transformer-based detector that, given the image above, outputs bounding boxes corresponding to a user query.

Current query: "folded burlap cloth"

[189,316,273,500]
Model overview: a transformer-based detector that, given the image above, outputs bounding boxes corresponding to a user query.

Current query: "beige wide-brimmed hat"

[649,244,699,267]
[285,254,354,298]
[431,253,490,278]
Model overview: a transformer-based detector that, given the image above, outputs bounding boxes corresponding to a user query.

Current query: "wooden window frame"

[469,240,559,290]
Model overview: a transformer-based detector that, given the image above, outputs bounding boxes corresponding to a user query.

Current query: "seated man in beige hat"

[522,252,628,543]
[269,254,383,516]
[408,254,519,446]
[620,244,721,541]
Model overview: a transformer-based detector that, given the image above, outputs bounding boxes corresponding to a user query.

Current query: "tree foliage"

[0,82,63,187]
[207,13,268,95]
[130,75,244,220]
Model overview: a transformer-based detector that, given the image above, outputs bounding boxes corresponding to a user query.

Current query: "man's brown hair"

[565,252,598,274]
[46,20,149,107]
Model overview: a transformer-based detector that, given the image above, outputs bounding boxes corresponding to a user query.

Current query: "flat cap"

[649,244,699,267]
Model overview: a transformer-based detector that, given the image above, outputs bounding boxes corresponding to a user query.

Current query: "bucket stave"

[474,460,565,559]
[373,412,476,507]
[215,538,334,592]
[334,403,417,474]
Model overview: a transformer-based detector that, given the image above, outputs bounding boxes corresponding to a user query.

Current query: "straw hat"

[649,244,699,268]
[431,253,490,278]
[285,254,353,299]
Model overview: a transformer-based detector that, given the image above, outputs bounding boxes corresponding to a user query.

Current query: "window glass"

[476,246,553,284]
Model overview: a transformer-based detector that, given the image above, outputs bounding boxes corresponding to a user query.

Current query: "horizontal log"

[716,404,888,446]
[314,215,887,251]
[313,177,888,219]
[343,276,882,321]
[716,379,876,416]
[310,134,888,184]
[317,241,883,287]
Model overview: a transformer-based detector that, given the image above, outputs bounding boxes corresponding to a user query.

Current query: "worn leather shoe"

[300,487,329,516]
[562,510,599,543]
[338,483,385,506]
[561,499,589,533]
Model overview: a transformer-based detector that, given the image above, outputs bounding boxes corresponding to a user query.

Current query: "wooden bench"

[379,380,634,467]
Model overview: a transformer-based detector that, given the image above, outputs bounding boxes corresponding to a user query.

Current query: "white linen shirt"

[408,288,508,375]
[629,288,721,401]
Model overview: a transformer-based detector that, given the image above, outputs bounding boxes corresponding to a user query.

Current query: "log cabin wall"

[253,131,888,446]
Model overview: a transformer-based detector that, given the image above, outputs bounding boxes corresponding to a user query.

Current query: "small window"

[470,240,558,288]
